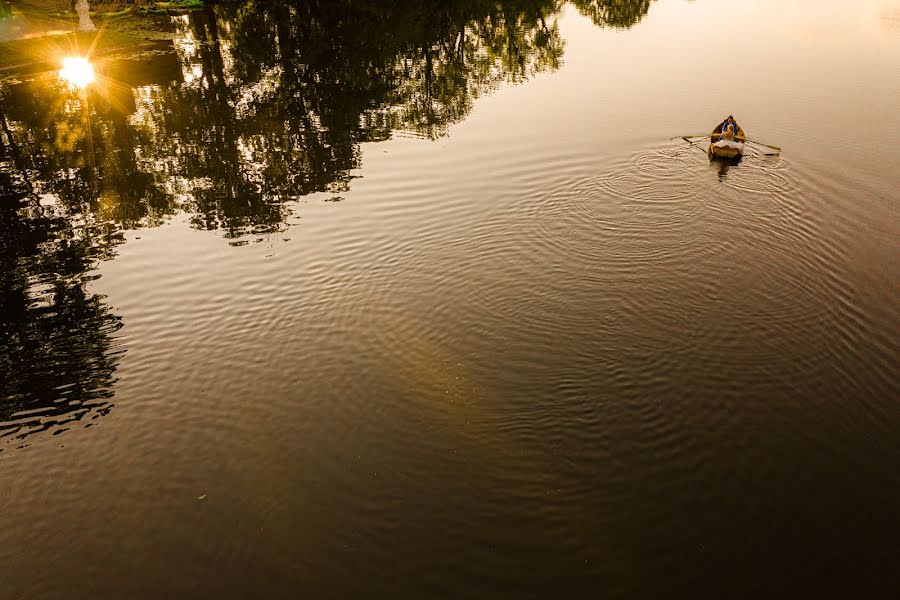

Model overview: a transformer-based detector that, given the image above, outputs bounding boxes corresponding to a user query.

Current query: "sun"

[60,57,96,89]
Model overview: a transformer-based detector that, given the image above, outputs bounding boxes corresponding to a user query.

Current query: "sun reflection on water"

[60,57,96,89]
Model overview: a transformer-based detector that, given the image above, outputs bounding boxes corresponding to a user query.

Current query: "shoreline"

[0,3,182,76]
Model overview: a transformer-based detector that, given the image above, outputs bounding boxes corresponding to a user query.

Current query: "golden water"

[1,0,898,596]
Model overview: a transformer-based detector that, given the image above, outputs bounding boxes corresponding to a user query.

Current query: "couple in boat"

[715,115,743,142]
[709,115,745,159]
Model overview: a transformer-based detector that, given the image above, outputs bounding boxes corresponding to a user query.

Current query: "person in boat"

[718,116,739,139]
[722,124,736,141]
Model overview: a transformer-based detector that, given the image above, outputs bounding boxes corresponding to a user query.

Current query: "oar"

[750,147,779,157]
[672,135,708,145]
[746,140,782,152]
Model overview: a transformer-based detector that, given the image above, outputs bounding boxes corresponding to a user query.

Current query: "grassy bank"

[0,1,193,75]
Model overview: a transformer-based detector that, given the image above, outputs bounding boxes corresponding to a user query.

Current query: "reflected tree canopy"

[0,0,659,241]
[1,93,123,448]
[126,0,566,237]
[571,0,654,29]
[0,0,657,447]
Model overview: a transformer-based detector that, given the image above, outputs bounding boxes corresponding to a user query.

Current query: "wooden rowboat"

[708,117,745,159]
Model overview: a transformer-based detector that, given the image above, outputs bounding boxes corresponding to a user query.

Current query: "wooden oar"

[673,135,707,145]
[746,140,782,152]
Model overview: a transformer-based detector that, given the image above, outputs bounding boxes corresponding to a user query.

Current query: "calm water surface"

[1,0,898,597]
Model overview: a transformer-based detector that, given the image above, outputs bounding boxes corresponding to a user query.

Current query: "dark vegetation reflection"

[572,0,655,29]
[0,87,124,449]
[0,0,655,448]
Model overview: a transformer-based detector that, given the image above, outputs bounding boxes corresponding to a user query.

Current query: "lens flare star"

[60,57,96,89]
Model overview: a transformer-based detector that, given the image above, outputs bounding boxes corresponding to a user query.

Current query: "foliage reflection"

[571,0,655,29]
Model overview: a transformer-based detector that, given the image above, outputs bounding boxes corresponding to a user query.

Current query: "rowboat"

[708,117,745,159]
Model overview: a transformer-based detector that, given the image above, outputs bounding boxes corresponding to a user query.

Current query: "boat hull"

[708,140,744,159]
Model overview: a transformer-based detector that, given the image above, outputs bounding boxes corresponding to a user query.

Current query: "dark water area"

[1,0,899,597]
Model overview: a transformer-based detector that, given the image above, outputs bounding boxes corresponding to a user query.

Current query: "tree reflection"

[571,0,654,29]
[126,0,566,239]
[0,1,659,241]
[0,1,652,243]
[1,72,176,229]
[1,104,124,449]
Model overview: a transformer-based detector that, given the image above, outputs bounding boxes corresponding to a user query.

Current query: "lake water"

[1,0,898,597]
